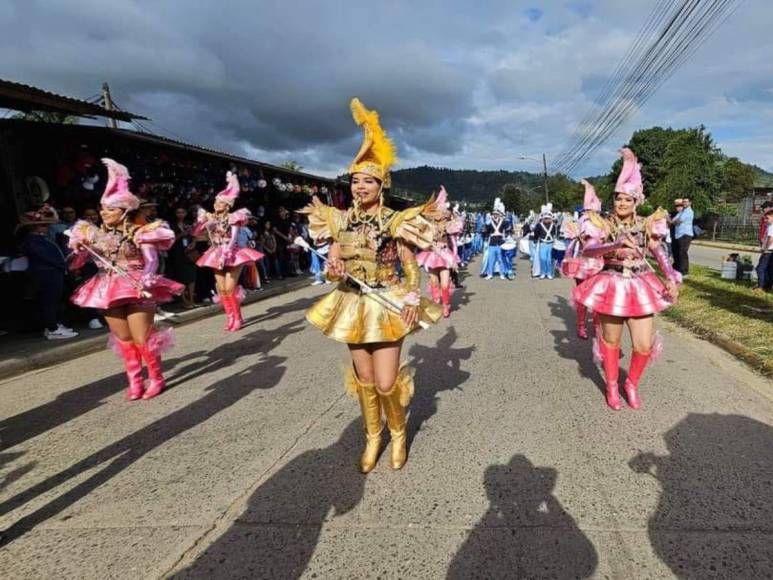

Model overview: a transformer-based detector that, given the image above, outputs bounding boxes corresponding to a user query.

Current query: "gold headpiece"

[348,98,397,188]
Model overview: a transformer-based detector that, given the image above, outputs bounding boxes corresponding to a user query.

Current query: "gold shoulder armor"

[300,196,347,243]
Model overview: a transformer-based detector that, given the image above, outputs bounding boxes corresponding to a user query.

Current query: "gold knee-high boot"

[378,365,414,470]
[346,368,382,473]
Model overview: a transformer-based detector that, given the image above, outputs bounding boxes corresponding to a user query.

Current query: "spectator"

[168,207,198,308]
[17,207,78,340]
[673,197,694,278]
[82,207,100,226]
[49,205,77,251]
[670,199,683,264]
[275,206,294,277]
[261,221,281,280]
[753,207,773,293]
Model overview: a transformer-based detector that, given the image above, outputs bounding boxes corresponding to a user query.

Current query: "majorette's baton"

[294,237,429,329]
[64,231,152,298]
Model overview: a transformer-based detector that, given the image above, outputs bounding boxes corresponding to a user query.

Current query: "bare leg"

[103,308,132,342]
[126,305,156,345]
[428,271,441,303]
[224,266,243,294]
[439,268,452,317]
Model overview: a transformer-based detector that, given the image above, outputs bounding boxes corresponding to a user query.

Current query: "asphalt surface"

[1,259,772,579]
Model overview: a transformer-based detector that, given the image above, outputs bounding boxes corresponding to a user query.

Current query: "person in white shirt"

[753,207,773,292]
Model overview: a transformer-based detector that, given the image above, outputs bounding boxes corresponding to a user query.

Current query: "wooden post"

[102,82,118,129]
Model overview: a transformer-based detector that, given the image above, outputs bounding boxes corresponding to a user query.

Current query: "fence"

[710,222,761,244]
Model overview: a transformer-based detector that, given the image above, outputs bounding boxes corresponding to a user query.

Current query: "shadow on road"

[240,295,320,330]
[173,419,366,579]
[0,352,190,452]
[547,294,606,397]
[408,326,474,449]
[0,321,303,547]
[447,454,598,579]
[630,413,773,578]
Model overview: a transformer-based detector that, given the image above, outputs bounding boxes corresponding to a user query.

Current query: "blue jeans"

[757,252,772,290]
[502,249,516,276]
[539,242,554,277]
[483,245,503,277]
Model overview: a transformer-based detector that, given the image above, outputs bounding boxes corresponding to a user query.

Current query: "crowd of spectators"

[3,142,344,339]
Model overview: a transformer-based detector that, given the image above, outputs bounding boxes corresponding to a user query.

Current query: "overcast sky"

[1,0,770,178]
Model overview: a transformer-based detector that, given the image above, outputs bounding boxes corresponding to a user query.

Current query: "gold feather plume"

[349,98,398,187]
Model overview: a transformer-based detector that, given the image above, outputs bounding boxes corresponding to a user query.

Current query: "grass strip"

[661,264,773,377]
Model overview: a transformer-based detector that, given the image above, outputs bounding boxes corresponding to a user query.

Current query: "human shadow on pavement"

[164,319,303,388]
[547,294,606,396]
[0,353,189,452]
[173,420,366,579]
[447,454,598,579]
[408,327,474,449]
[451,289,476,314]
[240,295,319,330]
[629,413,773,579]
[0,322,302,547]
[0,452,36,493]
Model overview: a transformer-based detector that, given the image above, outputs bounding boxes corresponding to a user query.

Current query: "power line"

[554,0,745,175]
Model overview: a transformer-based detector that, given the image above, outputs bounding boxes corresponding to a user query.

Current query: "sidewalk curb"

[0,278,312,381]
[693,240,761,253]
[662,311,773,378]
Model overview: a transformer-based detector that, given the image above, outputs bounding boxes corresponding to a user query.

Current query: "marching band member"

[194,172,264,332]
[572,148,681,410]
[417,186,463,317]
[302,98,442,472]
[68,159,183,400]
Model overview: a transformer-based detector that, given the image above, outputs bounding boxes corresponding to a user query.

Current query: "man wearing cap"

[673,197,694,277]
[17,206,78,340]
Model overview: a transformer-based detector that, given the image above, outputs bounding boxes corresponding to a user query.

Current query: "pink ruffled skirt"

[71,272,184,310]
[416,248,459,271]
[572,270,673,317]
[197,247,265,269]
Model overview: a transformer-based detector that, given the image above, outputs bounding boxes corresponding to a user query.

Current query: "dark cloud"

[1,0,771,175]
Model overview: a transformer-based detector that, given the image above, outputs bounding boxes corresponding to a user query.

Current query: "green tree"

[12,111,79,124]
[500,183,541,216]
[652,128,722,214]
[720,157,755,202]
[280,160,304,172]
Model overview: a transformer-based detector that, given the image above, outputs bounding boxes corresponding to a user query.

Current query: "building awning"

[0,79,147,122]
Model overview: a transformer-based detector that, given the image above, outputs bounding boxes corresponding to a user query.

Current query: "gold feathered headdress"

[348,98,397,188]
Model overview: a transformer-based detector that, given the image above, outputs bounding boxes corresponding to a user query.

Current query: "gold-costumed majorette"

[302,98,442,473]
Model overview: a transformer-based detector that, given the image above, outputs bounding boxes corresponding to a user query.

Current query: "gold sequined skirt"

[306,283,442,344]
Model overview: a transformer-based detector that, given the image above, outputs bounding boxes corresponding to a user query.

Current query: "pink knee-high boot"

[230,292,244,331]
[141,332,167,400]
[576,303,588,339]
[114,337,144,401]
[592,311,601,338]
[441,286,451,318]
[221,294,235,331]
[598,338,622,411]
[623,350,650,410]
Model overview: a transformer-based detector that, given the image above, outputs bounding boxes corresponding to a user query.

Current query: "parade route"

[1,262,772,579]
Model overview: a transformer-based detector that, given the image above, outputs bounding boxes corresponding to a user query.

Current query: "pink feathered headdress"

[615,147,644,205]
[100,158,140,211]
[215,171,241,206]
[436,185,450,209]
[581,179,602,212]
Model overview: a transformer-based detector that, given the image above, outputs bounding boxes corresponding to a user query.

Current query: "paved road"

[1,262,772,579]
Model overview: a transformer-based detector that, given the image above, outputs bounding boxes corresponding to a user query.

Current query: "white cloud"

[0,0,770,177]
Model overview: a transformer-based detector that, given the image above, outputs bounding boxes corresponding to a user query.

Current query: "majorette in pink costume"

[193,171,264,331]
[416,186,464,317]
[571,148,682,411]
[68,159,182,401]
[561,179,604,339]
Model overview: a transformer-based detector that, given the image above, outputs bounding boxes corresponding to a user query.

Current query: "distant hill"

[391,166,544,202]
[751,165,773,187]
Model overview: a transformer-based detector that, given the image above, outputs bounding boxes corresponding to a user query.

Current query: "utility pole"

[542,153,550,204]
[101,82,118,129]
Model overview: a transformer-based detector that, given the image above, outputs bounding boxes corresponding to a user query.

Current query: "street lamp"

[517,154,550,204]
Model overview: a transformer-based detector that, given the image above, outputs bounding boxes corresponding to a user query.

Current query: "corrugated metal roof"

[0,79,146,122]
